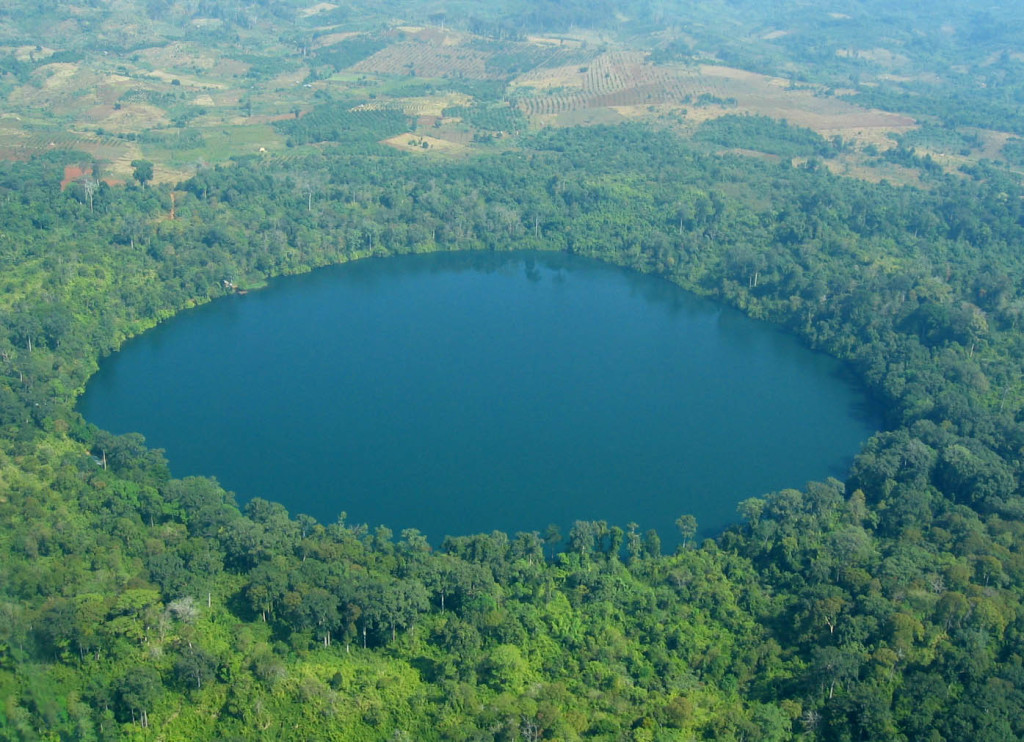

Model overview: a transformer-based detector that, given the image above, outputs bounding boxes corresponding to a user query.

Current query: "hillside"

[1,0,1022,184]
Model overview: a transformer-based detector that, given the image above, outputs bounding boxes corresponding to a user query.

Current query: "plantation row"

[482,42,598,76]
[516,77,732,116]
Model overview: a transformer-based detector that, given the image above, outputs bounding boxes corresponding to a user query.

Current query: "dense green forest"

[3,0,1024,739]
[3,120,1024,739]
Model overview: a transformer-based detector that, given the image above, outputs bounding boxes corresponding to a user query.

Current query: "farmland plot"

[349,40,498,80]
[0,127,137,170]
[514,52,916,146]
[515,53,702,116]
[478,39,600,77]
[352,92,472,117]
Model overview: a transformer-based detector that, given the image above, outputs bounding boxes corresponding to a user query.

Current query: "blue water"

[78,251,878,543]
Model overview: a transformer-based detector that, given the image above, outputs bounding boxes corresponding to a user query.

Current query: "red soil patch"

[60,164,89,190]
[60,164,120,190]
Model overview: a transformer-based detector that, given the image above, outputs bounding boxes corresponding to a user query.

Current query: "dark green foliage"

[694,114,837,158]
[114,666,161,725]
[1002,138,1024,167]
[233,52,303,81]
[311,36,387,71]
[856,86,1024,137]
[895,123,981,157]
[131,159,154,186]
[273,101,410,147]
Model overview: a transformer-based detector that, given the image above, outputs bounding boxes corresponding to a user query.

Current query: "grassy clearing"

[153,124,286,164]
[382,133,469,155]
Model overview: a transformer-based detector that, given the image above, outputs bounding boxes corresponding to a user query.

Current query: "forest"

[2,0,1024,740]
[3,121,1024,740]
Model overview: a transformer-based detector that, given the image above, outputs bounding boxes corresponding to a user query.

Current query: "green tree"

[114,666,162,727]
[676,515,698,550]
[131,159,154,187]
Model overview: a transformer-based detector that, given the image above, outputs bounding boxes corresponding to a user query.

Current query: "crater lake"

[78,251,879,544]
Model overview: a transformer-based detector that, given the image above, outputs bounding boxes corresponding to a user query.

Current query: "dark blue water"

[78,251,878,542]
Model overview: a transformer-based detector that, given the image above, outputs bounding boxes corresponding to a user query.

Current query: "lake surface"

[78,250,878,543]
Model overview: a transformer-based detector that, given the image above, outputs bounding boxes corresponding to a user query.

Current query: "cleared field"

[514,53,916,147]
[299,3,339,18]
[349,40,497,79]
[512,50,675,92]
[313,32,362,48]
[134,43,222,75]
[382,133,469,155]
[0,124,140,178]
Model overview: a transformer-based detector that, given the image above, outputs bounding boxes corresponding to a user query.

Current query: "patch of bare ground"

[917,150,976,175]
[27,62,81,90]
[608,104,666,120]
[826,155,925,187]
[91,74,134,102]
[548,108,627,127]
[299,3,338,17]
[247,112,303,125]
[965,128,1018,161]
[72,137,137,167]
[206,57,251,80]
[349,40,496,79]
[818,125,914,151]
[95,103,171,133]
[395,26,462,45]
[313,32,361,48]
[382,133,468,155]
[209,90,244,108]
[525,35,588,48]
[877,72,945,85]
[150,164,198,186]
[60,164,91,190]
[514,50,669,92]
[428,126,476,146]
[719,148,783,162]
[145,69,222,88]
[8,65,130,117]
[5,46,56,61]
[135,43,218,72]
